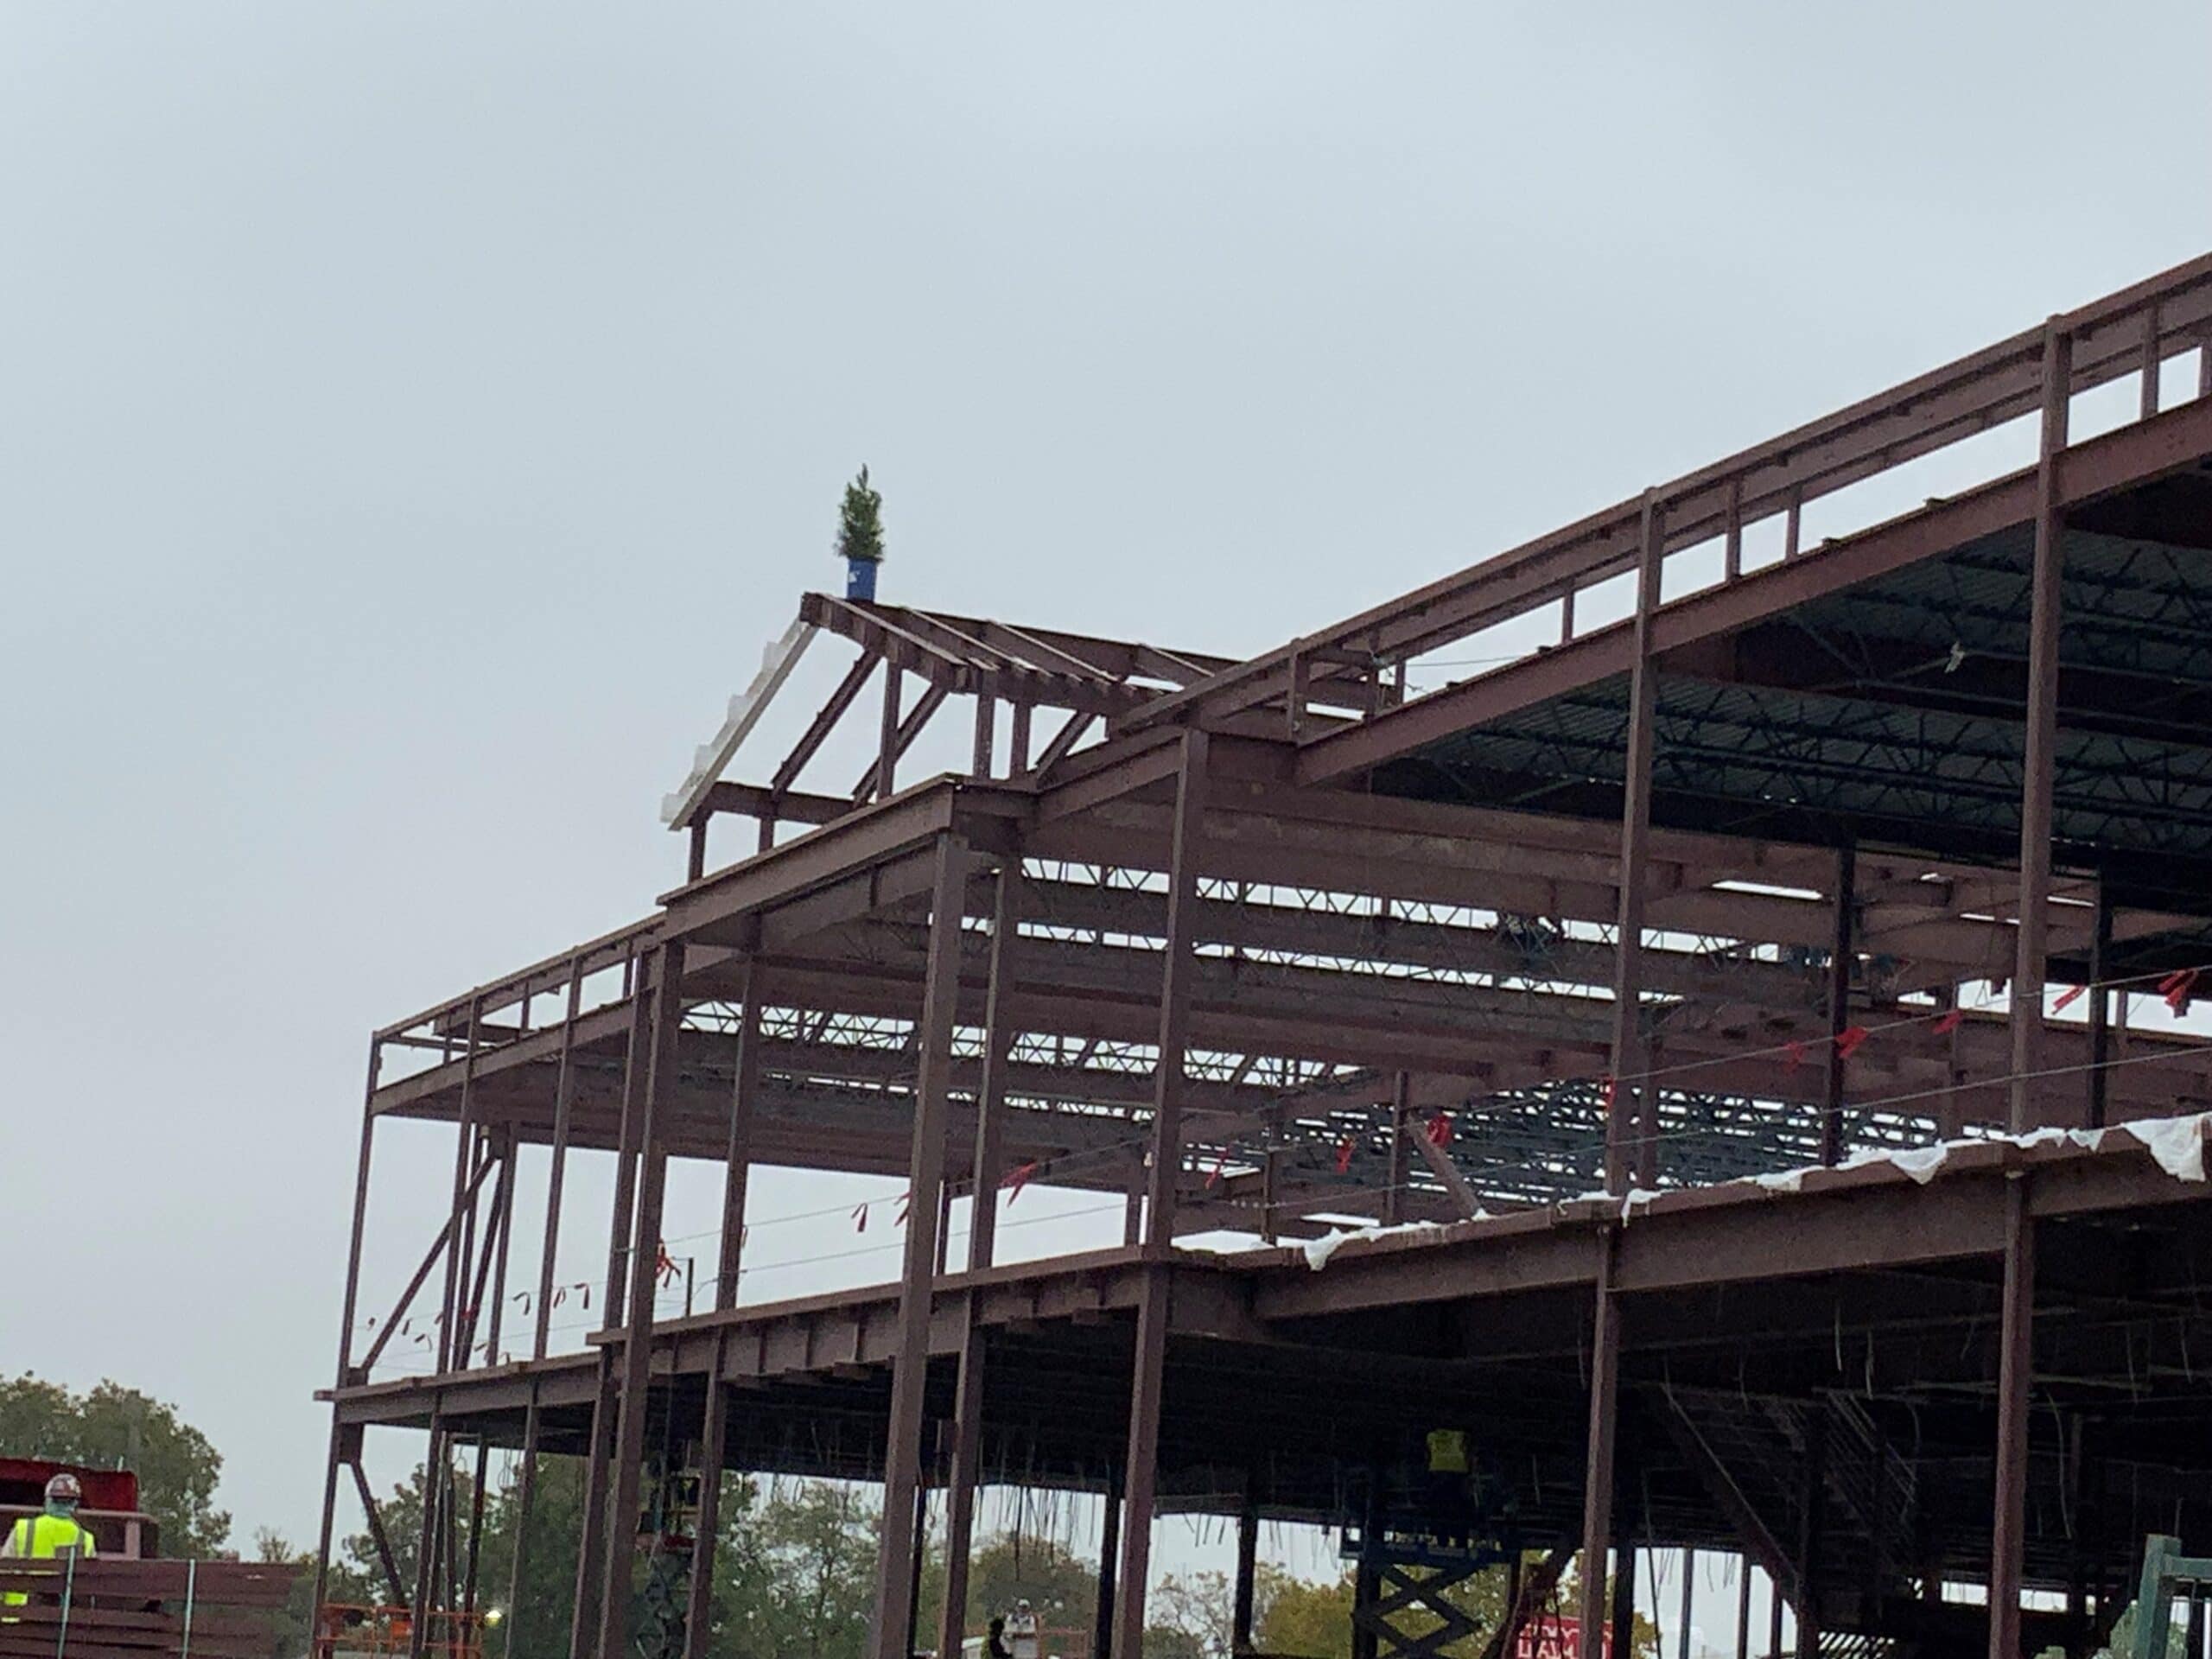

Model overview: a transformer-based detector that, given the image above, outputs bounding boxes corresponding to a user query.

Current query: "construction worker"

[2,1474,98,1609]
[1425,1427,1472,1548]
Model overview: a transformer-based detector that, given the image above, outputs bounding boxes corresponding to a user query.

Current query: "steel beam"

[1234,1492,1259,1651]
[869,833,969,1659]
[567,1351,616,1659]
[2012,323,2074,1134]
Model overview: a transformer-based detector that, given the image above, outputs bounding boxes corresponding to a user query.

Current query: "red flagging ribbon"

[654,1242,678,1287]
[1599,1075,1618,1109]
[1932,1007,1965,1035]
[2052,983,2086,1013]
[1834,1025,1870,1061]
[1335,1137,1356,1175]
[895,1190,912,1228]
[1425,1112,1453,1148]
[1001,1161,1039,1203]
[1784,1039,1806,1071]
[851,1203,869,1233]
[2162,969,2199,1014]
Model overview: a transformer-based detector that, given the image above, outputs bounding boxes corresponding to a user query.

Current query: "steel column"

[1795,1414,1824,1659]
[1680,1548,1696,1659]
[602,981,658,1325]
[534,959,585,1360]
[567,1351,617,1659]
[1110,1264,1173,1659]
[1234,1493,1260,1652]
[350,1459,406,1606]
[504,1382,541,1652]
[596,940,689,1659]
[311,1039,381,1623]
[1010,701,1033,775]
[1095,1462,1123,1659]
[1607,495,1665,1195]
[1821,842,1855,1166]
[968,860,1021,1274]
[1578,1230,1623,1649]
[716,965,762,1312]
[436,995,486,1372]
[1988,1179,2037,1659]
[2087,878,2113,1130]
[1736,1557,1751,1659]
[406,1420,446,1659]
[937,860,1020,1659]
[682,1337,730,1659]
[1143,729,1211,1247]
[869,833,969,1659]
[1612,1539,1637,1659]
[1385,1072,1411,1226]
[973,692,997,778]
[2011,323,2073,1135]
[876,662,902,801]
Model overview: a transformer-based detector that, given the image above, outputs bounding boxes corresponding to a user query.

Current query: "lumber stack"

[0,1558,297,1659]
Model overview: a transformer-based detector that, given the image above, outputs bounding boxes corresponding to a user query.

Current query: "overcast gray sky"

[3,0,2208,1594]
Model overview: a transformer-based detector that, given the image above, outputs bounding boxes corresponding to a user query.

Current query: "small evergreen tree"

[835,467,886,566]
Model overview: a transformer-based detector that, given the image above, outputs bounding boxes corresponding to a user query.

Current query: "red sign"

[1516,1615,1611,1659]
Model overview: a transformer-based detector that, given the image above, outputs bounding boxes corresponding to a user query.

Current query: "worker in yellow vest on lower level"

[2,1474,98,1609]
[1426,1427,1472,1548]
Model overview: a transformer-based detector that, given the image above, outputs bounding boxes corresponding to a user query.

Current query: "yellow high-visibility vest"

[1427,1428,1470,1475]
[3,1515,96,1607]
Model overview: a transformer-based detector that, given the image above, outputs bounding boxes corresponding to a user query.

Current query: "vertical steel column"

[1796,1414,1825,1659]
[1611,1539,1638,1659]
[687,819,708,883]
[1233,1493,1260,1652]
[505,1381,541,1650]
[1680,1547,1697,1659]
[311,1039,382,1623]
[567,1351,617,1659]
[603,982,658,1325]
[1988,1178,2037,1659]
[1095,1463,1124,1659]
[973,693,997,779]
[2011,322,2073,1135]
[407,1418,447,1659]
[2087,877,2113,1130]
[876,663,903,801]
[682,1336,731,1659]
[1010,702,1033,776]
[462,1437,491,1613]
[1736,1558,1752,1659]
[938,860,1020,1659]
[596,940,690,1659]
[1141,728,1210,1248]
[534,959,585,1361]
[1577,1230,1623,1649]
[1821,842,1856,1166]
[1385,1072,1411,1225]
[1109,729,1210,1659]
[2140,303,2163,421]
[1111,1266,1174,1659]
[436,996,487,1372]
[716,964,762,1312]
[1768,1573,1784,1659]
[870,833,969,1659]
[1608,493,1666,1195]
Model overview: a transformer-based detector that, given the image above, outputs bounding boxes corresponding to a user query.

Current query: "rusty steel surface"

[319,255,2212,1659]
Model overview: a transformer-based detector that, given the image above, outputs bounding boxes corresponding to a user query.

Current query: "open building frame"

[313,252,2212,1659]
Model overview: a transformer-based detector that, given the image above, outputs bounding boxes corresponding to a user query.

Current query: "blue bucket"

[845,559,879,602]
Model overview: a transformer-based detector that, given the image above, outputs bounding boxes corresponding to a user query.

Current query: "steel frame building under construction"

[311,252,2212,1659]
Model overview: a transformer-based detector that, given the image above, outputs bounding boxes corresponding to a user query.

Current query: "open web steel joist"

[315,251,2212,1659]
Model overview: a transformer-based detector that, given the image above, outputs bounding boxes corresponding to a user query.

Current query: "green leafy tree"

[759,1481,879,1659]
[836,466,887,565]
[1256,1565,1355,1657]
[0,1372,231,1555]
